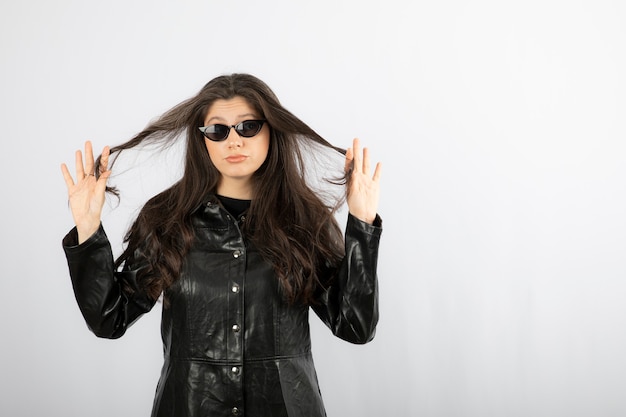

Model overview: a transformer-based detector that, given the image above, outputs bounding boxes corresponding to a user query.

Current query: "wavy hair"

[96,73,348,305]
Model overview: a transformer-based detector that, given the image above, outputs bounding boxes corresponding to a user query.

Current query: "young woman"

[61,73,382,417]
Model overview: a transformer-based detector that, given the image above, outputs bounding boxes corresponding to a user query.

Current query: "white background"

[2,0,626,416]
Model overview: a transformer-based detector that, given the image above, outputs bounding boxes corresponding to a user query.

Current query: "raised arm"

[61,142,155,338]
[312,138,383,344]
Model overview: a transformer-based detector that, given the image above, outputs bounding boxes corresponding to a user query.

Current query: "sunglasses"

[198,119,267,142]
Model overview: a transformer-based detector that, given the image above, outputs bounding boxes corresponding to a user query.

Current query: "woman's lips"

[225,155,247,163]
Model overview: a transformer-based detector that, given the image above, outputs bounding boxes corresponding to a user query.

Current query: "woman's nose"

[226,128,243,147]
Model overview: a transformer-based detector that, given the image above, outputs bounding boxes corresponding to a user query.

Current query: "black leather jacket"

[62,194,382,417]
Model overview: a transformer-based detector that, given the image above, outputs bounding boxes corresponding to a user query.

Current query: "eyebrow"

[205,113,259,124]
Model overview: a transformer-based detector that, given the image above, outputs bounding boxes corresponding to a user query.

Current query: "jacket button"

[232,250,242,258]
[231,407,240,415]
[232,324,240,333]
[231,366,240,375]
[231,283,240,293]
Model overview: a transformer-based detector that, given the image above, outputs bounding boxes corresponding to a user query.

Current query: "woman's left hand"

[345,138,382,224]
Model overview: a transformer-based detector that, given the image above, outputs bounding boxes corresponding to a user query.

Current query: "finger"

[372,162,382,182]
[61,163,75,188]
[352,138,362,173]
[95,169,111,195]
[344,146,353,173]
[75,149,85,179]
[362,146,371,177]
[84,141,95,175]
[99,145,110,173]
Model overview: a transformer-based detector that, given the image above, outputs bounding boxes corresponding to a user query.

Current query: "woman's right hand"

[61,141,111,244]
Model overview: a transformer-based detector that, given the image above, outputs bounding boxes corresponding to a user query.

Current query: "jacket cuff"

[346,213,382,236]
[62,224,108,255]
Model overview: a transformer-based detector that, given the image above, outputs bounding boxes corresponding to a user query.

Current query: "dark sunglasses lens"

[204,124,229,141]
[237,120,263,137]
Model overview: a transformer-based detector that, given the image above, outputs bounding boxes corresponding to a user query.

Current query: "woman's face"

[202,96,270,198]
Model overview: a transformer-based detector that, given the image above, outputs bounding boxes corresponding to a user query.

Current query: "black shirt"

[216,195,251,219]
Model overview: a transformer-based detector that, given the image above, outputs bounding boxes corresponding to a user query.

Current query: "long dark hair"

[96,73,348,305]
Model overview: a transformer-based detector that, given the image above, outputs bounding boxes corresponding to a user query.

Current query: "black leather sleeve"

[312,213,382,344]
[62,224,157,339]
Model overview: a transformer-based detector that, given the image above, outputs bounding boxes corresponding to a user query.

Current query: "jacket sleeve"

[311,213,382,344]
[62,224,157,339]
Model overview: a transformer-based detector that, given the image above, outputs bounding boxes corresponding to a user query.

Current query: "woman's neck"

[216,178,253,200]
